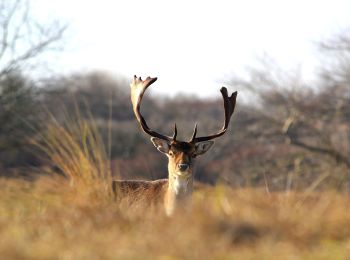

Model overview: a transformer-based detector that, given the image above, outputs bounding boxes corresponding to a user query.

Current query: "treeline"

[1,24,350,190]
[1,62,350,192]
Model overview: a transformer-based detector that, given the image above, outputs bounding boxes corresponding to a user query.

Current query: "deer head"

[130,76,237,185]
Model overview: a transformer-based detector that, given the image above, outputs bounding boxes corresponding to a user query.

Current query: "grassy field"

[1,176,350,260]
[1,120,349,260]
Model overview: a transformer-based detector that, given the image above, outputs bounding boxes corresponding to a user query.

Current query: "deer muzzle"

[177,163,189,172]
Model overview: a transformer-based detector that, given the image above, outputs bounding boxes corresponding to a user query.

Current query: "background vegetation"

[3,38,350,190]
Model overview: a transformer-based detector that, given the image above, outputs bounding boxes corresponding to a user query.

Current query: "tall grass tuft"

[33,109,113,201]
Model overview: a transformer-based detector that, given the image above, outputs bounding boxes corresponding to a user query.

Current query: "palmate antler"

[130,76,177,142]
[189,87,237,142]
[130,75,237,143]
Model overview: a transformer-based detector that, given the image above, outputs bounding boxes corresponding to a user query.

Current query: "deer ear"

[195,141,214,156]
[151,137,170,154]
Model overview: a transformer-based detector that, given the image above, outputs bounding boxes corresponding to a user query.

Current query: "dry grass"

[1,119,350,259]
[1,178,350,259]
[32,112,113,201]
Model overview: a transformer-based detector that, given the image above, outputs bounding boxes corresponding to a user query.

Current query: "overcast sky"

[33,0,350,97]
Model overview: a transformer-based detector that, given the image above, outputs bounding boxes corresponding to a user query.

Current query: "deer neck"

[164,164,194,215]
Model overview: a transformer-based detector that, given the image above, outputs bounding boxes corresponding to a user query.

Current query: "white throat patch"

[172,176,189,195]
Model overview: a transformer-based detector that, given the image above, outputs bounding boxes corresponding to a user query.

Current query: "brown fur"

[117,76,236,214]
[112,179,168,204]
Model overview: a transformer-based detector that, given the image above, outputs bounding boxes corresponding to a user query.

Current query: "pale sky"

[32,0,350,97]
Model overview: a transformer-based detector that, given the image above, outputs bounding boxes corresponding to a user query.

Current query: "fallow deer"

[112,76,237,215]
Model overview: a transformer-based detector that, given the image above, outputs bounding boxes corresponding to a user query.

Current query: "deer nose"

[178,164,189,171]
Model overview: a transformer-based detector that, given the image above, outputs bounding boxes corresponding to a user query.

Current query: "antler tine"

[172,123,177,141]
[192,87,237,143]
[189,123,197,142]
[130,75,172,141]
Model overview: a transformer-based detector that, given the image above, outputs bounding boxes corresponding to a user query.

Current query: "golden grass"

[32,112,113,201]
[1,178,350,259]
[1,118,349,259]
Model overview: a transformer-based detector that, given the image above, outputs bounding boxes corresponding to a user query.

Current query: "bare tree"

[230,46,350,169]
[0,0,67,171]
[0,0,67,78]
